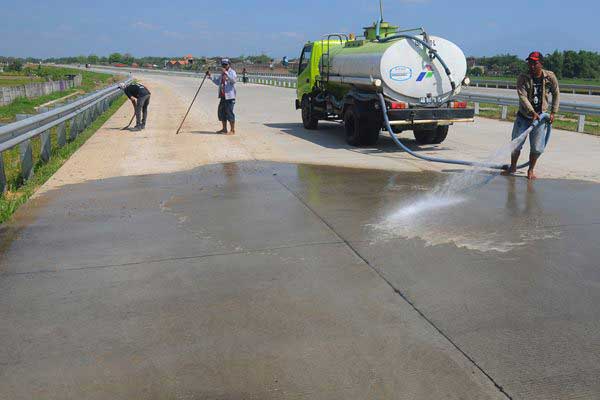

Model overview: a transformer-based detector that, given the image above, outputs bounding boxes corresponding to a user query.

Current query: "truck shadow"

[264,122,452,154]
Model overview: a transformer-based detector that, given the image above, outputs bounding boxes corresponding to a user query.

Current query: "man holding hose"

[506,51,560,180]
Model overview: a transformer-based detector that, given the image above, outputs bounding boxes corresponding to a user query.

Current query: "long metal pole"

[175,71,210,135]
[379,0,384,21]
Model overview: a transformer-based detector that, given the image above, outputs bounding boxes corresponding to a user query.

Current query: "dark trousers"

[135,94,150,126]
[218,98,235,122]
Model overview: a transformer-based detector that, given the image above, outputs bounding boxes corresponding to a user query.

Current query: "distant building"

[166,54,194,69]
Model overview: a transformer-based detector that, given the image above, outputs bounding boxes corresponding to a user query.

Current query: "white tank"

[325,36,467,104]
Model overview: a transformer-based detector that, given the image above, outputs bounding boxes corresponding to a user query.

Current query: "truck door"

[297,44,313,101]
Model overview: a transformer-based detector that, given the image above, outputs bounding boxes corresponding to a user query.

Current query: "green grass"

[0,95,127,224]
[0,89,79,122]
[0,66,120,123]
[473,102,600,136]
[470,75,600,86]
[0,76,44,86]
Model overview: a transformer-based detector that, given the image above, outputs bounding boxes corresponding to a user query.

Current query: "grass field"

[0,75,44,86]
[0,95,127,223]
[0,66,121,123]
[473,103,600,136]
[470,75,600,86]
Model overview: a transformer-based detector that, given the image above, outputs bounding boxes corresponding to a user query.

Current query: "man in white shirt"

[216,59,237,135]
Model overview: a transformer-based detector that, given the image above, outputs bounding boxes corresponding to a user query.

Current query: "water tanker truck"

[295,21,474,146]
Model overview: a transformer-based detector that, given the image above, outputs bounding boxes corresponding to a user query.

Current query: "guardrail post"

[0,153,6,194]
[56,122,67,147]
[69,114,80,141]
[37,107,52,163]
[474,102,480,115]
[81,109,89,130]
[577,114,586,132]
[15,114,34,182]
[40,129,51,163]
[501,105,508,120]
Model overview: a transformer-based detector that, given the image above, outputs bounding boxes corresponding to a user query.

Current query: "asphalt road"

[1,74,599,399]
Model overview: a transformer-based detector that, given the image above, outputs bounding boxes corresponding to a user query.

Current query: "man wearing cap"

[216,59,237,134]
[506,51,560,180]
[118,82,151,131]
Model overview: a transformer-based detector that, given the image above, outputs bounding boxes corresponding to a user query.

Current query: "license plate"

[419,96,442,104]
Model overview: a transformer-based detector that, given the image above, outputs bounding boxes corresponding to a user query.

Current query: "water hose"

[377,93,551,170]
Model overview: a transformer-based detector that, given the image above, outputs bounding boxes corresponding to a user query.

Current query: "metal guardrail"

[0,78,132,193]
[85,65,298,84]
[457,92,598,132]
[470,79,600,95]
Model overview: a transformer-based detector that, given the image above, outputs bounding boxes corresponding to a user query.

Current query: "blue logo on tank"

[389,66,412,82]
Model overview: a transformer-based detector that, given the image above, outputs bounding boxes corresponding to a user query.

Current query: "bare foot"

[502,167,517,176]
[216,129,227,134]
[527,169,537,180]
[226,130,235,135]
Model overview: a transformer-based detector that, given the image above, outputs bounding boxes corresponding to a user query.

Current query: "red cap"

[526,51,542,62]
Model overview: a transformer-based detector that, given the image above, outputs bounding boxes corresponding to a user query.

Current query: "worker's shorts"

[511,113,551,155]
[218,98,235,122]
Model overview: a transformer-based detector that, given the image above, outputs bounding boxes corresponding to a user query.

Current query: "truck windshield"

[298,45,312,75]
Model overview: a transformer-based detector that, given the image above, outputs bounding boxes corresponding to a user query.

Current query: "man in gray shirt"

[216,59,237,135]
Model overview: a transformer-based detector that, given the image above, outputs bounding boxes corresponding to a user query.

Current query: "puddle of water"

[370,127,557,252]
[383,128,532,224]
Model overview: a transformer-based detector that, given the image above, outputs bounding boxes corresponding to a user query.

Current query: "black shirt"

[532,76,543,113]
[124,83,150,99]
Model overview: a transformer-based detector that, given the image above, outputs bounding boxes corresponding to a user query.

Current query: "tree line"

[35,53,275,69]
[468,50,600,80]
[4,50,599,80]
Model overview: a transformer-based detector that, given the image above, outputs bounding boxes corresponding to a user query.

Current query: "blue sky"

[2,0,598,59]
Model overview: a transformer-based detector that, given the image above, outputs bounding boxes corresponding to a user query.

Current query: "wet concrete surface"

[1,161,599,399]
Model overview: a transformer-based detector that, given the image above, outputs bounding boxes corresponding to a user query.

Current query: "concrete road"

[1,74,600,399]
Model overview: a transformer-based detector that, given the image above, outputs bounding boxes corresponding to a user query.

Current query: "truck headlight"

[462,77,471,86]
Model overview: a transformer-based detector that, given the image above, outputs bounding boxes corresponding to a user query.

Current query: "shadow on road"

[264,122,451,155]
[190,130,224,135]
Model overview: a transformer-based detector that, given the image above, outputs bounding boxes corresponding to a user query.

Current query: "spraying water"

[374,124,536,250]
[388,127,533,221]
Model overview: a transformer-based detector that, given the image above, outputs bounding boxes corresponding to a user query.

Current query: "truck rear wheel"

[413,126,448,145]
[431,126,449,144]
[344,106,381,146]
[301,97,319,130]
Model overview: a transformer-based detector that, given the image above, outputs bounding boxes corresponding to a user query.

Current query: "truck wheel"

[301,97,319,130]
[413,128,437,145]
[344,106,381,146]
[431,126,449,144]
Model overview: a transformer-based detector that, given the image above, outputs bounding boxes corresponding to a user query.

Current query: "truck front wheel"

[344,106,381,146]
[301,97,319,130]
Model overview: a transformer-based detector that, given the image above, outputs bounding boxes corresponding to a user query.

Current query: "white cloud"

[131,21,159,31]
[162,30,185,39]
[281,31,303,39]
